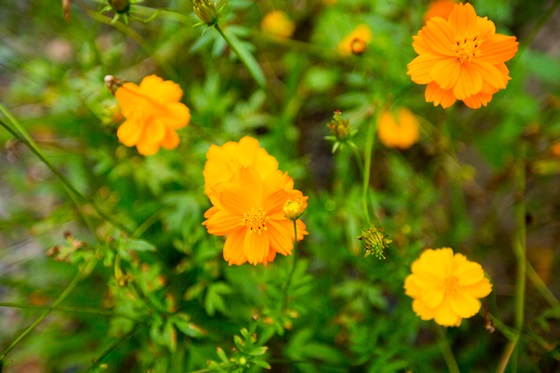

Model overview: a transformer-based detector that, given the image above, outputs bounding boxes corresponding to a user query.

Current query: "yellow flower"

[283,199,307,221]
[115,75,190,155]
[202,167,308,266]
[404,248,492,327]
[261,11,295,39]
[424,0,455,23]
[407,3,518,109]
[203,136,279,198]
[337,24,373,57]
[377,108,420,149]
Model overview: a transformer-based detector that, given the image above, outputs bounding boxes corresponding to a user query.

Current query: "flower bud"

[350,37,367,55]
[358,225,392,259]
[109,0,130,14]
[283,200,306,221]
[191,0,220,26]
[326,110,350,141]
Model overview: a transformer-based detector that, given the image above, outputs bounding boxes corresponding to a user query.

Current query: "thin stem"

[88,325,142,372]
[0,119,133,236]
[0,258,96,361]
[526,262,558,307]
[282,221,299,309]
[436,327,460,373]
[0,303,144,324]
[361,117,376,225]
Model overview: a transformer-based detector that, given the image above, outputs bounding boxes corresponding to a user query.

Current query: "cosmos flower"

[203,166,307,266]
[115,75,190,155]
[337,24,373,56]
[407,3,518,109]
[377,108,420,149]
[404,248,492,327]
[261,10,295,39]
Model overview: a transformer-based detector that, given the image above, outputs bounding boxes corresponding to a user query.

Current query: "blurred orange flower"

[203,136,279,198]
[203,167,307,266]
[377,108,420,149]
[424,0,455,23]
[261,10,295,39]
[115,75,190,155]
[337,24,373,56]
[404,248,492,327]
[407,3,518,109]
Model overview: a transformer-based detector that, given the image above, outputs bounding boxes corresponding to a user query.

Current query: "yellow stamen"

[242,208,269,234]
[453,34,482,63]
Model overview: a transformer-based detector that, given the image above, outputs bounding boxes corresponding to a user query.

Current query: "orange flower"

[377,108,420,149]
[203,167,308,266]
[404,248,492,327]
[115,75,190,155]
[407,3,518,109]
[261,10,295,39]
[337,24,373,57]
[203,136,279,198]
[424,0,455,23]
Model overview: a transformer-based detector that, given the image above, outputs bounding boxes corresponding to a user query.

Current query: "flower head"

[191,0,220,27]
[261,11,295,39]
[337,24,373,57]
[114,75,190,155]
[404,248,492,327]
[203,167,308,266]
[424,0,455,23]
[377,108,420,149]
[283,199,307,221]
[203,136,279,198]
[407,3,518,109]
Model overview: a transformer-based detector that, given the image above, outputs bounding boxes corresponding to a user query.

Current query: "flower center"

[444,276,460,295]
[242,207,268,234]
[453,34,482,63]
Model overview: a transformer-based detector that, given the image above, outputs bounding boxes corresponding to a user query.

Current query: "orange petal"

[267,220,293,255]
[452,63,483,100]
[421,17,456,57]
[431,58,461,91]
[139,75,183,103]
[450,292,481,318]
[472,61,508,90]
[478,34,518,65]
[219,187,251,215]
[162,102,191,129]
[223,230,247,265]
[412,299,436,321]
[204,210,242,236]
[136,140,160,156]
[447,3,478,36]
[115,82,146,118]
[117,118,143,146]
[462,278,492,298]
[407,53,444,84]
[463,91,494,109]
[425,82,457,108]
[434,298,461,326]
[160,128,180,150]
[244,231,270,265]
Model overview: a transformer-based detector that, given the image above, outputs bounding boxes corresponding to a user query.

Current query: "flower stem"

[282,221,299,309]
[361,116,376,225]
[501,141,528,372]
[436,327,460,373]
[0,257,96,362]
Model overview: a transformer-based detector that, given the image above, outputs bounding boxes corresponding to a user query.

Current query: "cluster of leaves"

[1,0,559,372]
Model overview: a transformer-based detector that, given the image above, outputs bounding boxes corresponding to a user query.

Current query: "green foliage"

[1,0,560,372]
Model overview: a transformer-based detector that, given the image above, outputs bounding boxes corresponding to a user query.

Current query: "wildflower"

[407,3,519,109]
[114,75,190,156]
[283,199,307,221]
[202,167,308,266]
[404,248,492,327]
[325,110,357,153]
[358,225,392,259]
[203,136,279,198]
[424,0,455,23]
[377,108,420,149]
[191,0,221,27]
[261,11,295,39]
[337,24,373,57]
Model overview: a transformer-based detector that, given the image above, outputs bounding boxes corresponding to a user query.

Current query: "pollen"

[242,207,269,234]
[453,34,482,63]
[443,276,460,295]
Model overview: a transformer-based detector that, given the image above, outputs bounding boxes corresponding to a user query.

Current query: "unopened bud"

[326,110,350,141]
[350,37,367,55]
[358,225,392,259]
[191,0,220,26]
[283,200,306,221]
[109,0,130,13]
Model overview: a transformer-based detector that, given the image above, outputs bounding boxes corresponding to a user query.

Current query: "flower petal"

[203,210,242,236]
[117,118,143,146]
[447,3,478,36]
[478,34,519,64]
[223,230,247,265]
[422,17,456,57]
[244,231,270,265]
[434,298,461,326]
[425,82,457,108]
[407,53,444,84]
[452,63,483,100]
[160,128,180,150]
[450,291,481,318]
[431,58,461,91]
[162,102,191,129]
[139,75,183,103]
[267,220,293,255]
[472,61,508,90]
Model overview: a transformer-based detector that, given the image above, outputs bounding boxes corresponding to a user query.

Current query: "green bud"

[191,0,220,26]
[108,0,130,14]
[358,225,392,259]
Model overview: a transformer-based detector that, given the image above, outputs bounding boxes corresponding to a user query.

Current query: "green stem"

[0,119,133,236]
[0,258,96,361]
[436,327,460,373]
[215,24,267,92]
[502,141,528,372]
[361,117,376,225]
[88,325,141,372]
[0,303,144,324]
[282,221,299,309]
[526,262,558,307]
